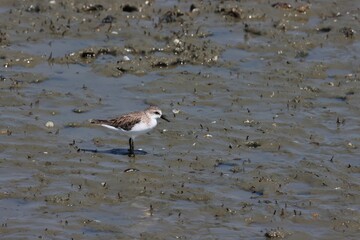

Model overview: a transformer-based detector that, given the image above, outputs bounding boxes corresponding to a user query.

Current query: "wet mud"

[1,0,360,239]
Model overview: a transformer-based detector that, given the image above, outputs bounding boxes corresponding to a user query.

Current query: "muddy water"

[1,0,360,239]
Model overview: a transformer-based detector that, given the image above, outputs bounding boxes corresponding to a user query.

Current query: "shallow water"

[1,0,360,239]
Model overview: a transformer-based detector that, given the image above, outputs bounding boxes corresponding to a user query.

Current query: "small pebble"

[102,15,115,24]
[173,38,181,45]
[0,129,12,135]
[172,109,180,114]
[45,121,54,128]
[72,108,87,114]
[124,168,139,173]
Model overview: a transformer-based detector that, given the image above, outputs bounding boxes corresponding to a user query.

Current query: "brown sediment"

[0,0,359,239]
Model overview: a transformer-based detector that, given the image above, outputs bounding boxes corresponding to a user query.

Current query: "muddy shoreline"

[1,0,360,239]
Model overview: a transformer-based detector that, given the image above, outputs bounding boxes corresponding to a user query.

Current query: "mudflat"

[0,0,359,239]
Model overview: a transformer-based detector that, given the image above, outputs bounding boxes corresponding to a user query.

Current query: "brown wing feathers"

[91,114,141,131]
[109,115,141,131]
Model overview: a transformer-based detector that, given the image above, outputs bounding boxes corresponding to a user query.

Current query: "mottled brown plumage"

[91,114,141,131]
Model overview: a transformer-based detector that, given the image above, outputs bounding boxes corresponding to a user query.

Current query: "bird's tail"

[89,119,108,125]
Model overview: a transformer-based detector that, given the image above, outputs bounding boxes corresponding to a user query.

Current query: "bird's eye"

[154,111,161,115]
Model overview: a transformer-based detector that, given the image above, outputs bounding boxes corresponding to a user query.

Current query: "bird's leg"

[128,138,135,157]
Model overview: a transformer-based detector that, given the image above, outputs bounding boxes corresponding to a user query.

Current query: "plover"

[90,106,170,157]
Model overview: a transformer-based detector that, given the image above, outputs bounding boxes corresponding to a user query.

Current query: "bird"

[90,106,170,157]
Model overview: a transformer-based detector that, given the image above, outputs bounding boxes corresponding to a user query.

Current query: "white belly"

[126,120,157,138]
[101,118,157,139]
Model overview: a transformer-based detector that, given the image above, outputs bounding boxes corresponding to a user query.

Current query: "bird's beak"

[161,115,170,122]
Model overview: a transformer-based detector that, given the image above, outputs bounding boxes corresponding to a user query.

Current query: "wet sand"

[0,0,360,239]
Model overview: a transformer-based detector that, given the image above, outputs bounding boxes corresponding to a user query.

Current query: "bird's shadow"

[80,148,147,156]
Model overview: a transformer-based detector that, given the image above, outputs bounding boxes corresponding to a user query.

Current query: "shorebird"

[90,106,170,157]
